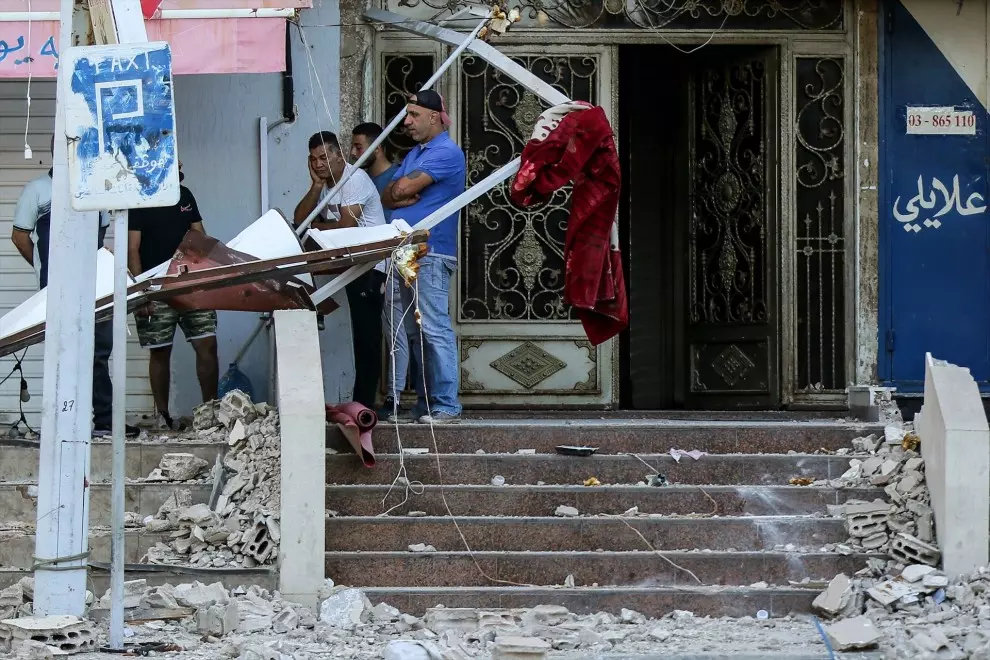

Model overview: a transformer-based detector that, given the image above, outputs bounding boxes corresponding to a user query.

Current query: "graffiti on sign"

[65,42,178,211]
[893,174,987,233]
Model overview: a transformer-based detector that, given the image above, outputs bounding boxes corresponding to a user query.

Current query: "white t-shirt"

[319,163,387,272]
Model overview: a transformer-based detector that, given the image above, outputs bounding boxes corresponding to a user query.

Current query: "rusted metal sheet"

[162,230,314,312]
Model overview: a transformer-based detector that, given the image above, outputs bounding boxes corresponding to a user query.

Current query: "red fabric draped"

[510,105,628,345]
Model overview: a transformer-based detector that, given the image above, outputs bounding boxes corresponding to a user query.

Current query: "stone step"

[325,484,882,517]
[323,515,846,552]
[0,529,170,569]
[362,585,820,618]
[0,441,224,483]
[342,420,880,456]
[0,566,274,595]
[0,483,212,525]
[326,453,849,486]
[322,550,874,588]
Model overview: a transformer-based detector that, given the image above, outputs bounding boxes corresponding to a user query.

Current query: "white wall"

[166,0,352,415]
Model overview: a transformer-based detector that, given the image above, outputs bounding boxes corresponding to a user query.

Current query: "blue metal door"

[880,0,990,392]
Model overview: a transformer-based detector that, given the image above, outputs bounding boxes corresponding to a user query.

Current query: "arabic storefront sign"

[906,106,977,136]
[0,19,286,77]
[893,174,987,233]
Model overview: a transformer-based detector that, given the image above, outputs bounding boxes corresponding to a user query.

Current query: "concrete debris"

[408,543,437,553]
[319,588,372,628]
[812,573,858,618]
[140,391,281,569]
[823,615,881,651]
[147,453,210,482]
[492,636,550,659]
[554,505,579,518]
[0,615,97,655]
[835,423,934,561]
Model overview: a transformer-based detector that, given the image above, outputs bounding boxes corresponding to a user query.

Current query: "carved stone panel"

[460,338,599,394]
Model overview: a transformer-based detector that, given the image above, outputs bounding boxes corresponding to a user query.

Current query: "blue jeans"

[383,256,461,416]
[383,273,423,405]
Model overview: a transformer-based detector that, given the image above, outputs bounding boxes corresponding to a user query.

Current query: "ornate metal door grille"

[794,56,846,393]
[381,53,437,161]
[459,54,599,323]
[686,49,779,407]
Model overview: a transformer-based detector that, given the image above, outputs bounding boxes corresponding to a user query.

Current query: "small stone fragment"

[554,505,579,518]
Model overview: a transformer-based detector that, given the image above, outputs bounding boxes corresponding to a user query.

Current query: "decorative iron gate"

[454,47,615,406]
[685,49,780,408]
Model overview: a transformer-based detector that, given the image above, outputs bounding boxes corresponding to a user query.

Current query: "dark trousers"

[346,269,386,409]
[92,320,113,430]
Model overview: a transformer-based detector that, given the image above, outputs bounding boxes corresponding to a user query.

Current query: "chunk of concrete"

[823,616,882,651]
[812,573,854,618]
[889,532,941,567]
[901,564,937,583]
[237,594,275,633]
[492,636,550,660]
[554,505,579,518]
[318,588,370,628]
[196,600,240,636]
[158,453,209,481]
[173,581,229,609]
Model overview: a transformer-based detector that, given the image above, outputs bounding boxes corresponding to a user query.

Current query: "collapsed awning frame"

[0,231,428,357]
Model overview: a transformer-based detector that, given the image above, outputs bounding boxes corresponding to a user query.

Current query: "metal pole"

[109,210,129,649]
[294,12,491,236]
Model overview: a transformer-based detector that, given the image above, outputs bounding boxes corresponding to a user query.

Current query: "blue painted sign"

[64,41,179,212]
[880,0,990,392]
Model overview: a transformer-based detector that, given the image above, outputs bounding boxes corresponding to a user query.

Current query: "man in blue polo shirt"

[382,90,466,424]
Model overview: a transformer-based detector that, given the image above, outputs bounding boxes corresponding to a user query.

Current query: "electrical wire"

[23,0,34,160]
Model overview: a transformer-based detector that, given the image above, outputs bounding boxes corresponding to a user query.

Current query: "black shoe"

[93,424,141,439]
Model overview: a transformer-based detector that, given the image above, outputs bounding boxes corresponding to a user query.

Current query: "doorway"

[619,44,782,410]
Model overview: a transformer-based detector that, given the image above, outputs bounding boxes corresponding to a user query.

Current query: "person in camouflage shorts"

[128,164,219,430]
[136,302,217,349]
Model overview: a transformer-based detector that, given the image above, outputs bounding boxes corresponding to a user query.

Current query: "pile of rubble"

[828,424,938,561]
[1,579,831,659]
[811,424,990,656]
[140,390,282,569]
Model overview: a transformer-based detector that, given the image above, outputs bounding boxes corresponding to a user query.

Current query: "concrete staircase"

[0,438,274,593]
[325,416,884,617]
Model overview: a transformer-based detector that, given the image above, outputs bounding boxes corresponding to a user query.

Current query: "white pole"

[108,210,129,649]
[294,12,492,236]
[33,0,97,617]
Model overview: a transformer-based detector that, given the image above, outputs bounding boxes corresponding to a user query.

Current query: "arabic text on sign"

[893,175,986,233]
[906,106,977,136]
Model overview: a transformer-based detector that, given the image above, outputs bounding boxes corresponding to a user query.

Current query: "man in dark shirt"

[128,163,219,430]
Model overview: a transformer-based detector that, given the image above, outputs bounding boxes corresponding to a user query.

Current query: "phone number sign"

[906,106,977,136]
[64,42,179,212]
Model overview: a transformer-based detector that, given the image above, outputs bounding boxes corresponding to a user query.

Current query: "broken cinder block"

[845,501,889,538]
[889,532,941,567]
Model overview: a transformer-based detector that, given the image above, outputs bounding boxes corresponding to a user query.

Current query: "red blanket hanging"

[510,104,628,345]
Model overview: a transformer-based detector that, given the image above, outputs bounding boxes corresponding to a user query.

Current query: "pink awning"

[0,1,311,77]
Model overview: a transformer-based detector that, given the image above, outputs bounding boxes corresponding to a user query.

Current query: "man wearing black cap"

[381,89,466,424]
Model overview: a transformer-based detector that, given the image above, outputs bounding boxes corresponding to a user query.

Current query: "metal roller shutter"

[0,79,153,430]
